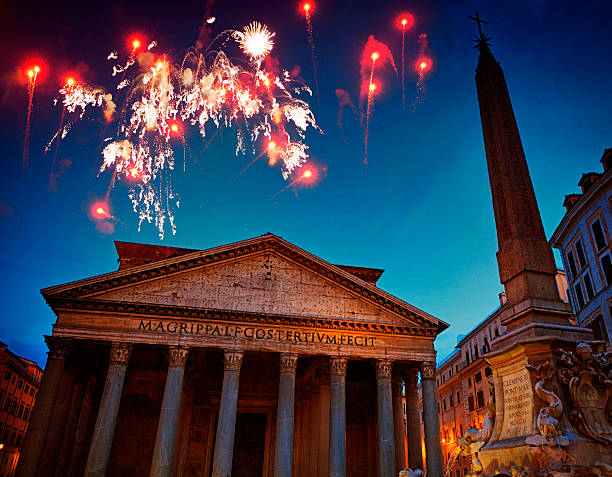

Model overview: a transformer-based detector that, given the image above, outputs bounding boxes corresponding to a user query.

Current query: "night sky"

[1,0,611,367]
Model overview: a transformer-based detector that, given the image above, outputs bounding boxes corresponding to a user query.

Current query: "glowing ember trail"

[360,36,396,165]
[273,166,315,198]
[56,23,319,239]
[301,1,320,106]
[414,33,433,108]
[23,65,41,170]
[397,13,414,109]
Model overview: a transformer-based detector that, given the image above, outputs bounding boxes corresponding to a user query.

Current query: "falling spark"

[48,77,75,189]
[301,1,320,106]
[23,65,40,170]
[273,166,315,197]
[397,13,415,109]
[57,23,319,239]
[234,22,275,61]
[360,36,396,166]
[414,33,432,108]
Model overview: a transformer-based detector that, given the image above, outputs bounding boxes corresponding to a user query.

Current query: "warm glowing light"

[236,22,275,60]
[67,77,75,86]
[129,167,140,178]
[420,61,427,70]
[264,77,270,87]
[398,13,415,30]
[416,57,432,73]
[302,169,312,178]
[170,124,179,133]
[371,52,379,61]
[369,83,376,91]
[27,70,34,78]
[156,60,164,70]
[34,66,40,73]
[132,39,141,50]
[442,438,446,444]
[303,2,311,12]
[0,444,4,450]
[95,207,106,216]
[268,140,276,150]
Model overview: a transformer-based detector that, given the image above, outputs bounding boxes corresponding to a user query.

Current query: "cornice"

[42,235,447,333]
[48,297,438,337]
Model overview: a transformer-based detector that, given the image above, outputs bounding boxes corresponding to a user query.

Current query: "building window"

[576,239,587,268]
[456,470,461,477]
[467,377,472,387]
[457,391,461,403]
[583,271,595,299]
[574,282,586,308]
[450,394,454,407]
[474,371,482,383]
[468,395,475,412]
[567,249,578,278]
[17,404,23,419]
[476,390,485,409]
[601,253,612,285]
[24,384,29,394]
[484,367,492,377]
[494,326,499,337]
[4,371,10,381]
[591,218,608,251]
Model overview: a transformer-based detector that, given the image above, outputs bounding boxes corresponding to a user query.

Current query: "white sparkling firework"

[56,23,318,239]
[233,22,275,60]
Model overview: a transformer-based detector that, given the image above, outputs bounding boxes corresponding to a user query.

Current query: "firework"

[273,165,316,198]
[234,22,275,61]
[397,14,415,109]
[23,64,41,170]
[414,33,433,107]
[56,23,318,239]
[360,36,396,165]
[301,1,320,106]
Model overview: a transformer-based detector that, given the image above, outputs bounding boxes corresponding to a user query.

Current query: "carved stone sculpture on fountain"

[525,361,575,471]
[557,343,612,447]
[445,382,495,477]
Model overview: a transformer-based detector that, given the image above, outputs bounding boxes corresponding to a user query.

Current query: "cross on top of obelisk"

[469,12,492,52]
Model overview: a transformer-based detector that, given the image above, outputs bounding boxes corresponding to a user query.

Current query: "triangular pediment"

[42,234,447,333]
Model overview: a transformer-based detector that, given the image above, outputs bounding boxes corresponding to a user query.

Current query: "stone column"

[404,369,423,470]
[150,347,189,477]
[15,336,69,477]
[421,363,443,477]
[211,350,243,477]
[376,360,396,477]
[84,342,132,477]
[274,353,298,477]
[329,357,347,477]
[392,377,407,473]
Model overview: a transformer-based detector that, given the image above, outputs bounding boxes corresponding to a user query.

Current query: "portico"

[16,234,447,477]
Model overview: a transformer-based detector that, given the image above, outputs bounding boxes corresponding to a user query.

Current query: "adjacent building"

[0,343,43,477]
[550,148,612,344]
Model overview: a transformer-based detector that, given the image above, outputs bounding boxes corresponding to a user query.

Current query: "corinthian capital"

[223,350,244,371]
[169,347,189,367]
[279,353,298,373]
[44,335,70,360]
[420,362,436,380]
[109,342,132,366]
[376,360,393,380]
[330,357,347,377]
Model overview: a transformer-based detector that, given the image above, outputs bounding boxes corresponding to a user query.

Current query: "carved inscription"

[501,368,534,439]
[137,320,377,347]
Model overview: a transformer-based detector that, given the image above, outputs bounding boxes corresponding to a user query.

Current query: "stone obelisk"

[470,14,605,474]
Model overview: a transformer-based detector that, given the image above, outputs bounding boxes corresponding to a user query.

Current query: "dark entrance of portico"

[232,413,267,477]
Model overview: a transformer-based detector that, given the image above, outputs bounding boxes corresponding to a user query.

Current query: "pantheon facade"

[16,234,446,477]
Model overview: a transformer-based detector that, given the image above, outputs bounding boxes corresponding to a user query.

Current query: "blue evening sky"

[0,0,610,366]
